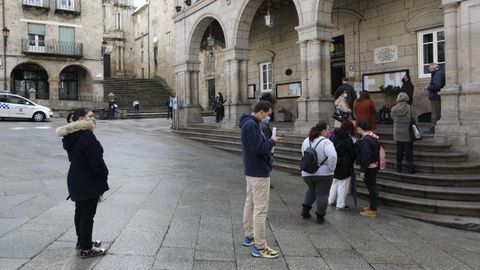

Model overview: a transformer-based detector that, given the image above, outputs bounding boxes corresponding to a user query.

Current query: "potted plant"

[175,5,181,12]
[185,0,191,6]
[379,85,400,124]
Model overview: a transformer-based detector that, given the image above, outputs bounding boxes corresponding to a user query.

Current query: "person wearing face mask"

[334,89,352,128]
[399,74,414,105]
[56,108,109,258]
[239,101,281,259]
[336,77,356,115]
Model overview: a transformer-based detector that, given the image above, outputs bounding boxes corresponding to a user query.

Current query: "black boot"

[316,212,325,224]
[407,163,416,174]
[301,204,312,219]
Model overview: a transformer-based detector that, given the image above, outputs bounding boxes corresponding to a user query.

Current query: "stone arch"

[405,9,444,33]
[187,14,228,63]
[58,65,93,101]
[234,0,303,49]
[332,8,365,22]
[315,0,334,25]
[10,62,50,99]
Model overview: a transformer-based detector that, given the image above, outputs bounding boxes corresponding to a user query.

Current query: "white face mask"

[342,93,348,98]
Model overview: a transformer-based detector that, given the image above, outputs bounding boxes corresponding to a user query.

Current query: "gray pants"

[303,175,333,216]
[430,100,441,128]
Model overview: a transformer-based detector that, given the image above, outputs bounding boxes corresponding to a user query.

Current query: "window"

[259,62,272,92]
[59,26,75,55]
[102,5,106,20]
[165,32,171,48]
[27,23,45,52]
[116,12,122,30]
[417,28,445,78]
[141,40,144,49]
[58,0,76,11]
[13,64,49,99]
[153,47,158,67]
[141,51,144,63]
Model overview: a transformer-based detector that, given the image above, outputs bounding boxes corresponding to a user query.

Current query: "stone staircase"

[103,78,172,118]
[172,124,480,232]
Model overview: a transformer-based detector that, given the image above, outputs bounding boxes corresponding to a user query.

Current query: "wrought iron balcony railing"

[55,0,80,14]
[22,0,50,9]
[22,39,83,58]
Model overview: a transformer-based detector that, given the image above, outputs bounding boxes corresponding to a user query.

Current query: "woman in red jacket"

[354,91,377,130]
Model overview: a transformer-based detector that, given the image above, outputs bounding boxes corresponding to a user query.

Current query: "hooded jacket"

[239,113,276,177]
[56,121,109,201]
[357,131,380,172]
[331,128,356,179]
[391,101,415,142]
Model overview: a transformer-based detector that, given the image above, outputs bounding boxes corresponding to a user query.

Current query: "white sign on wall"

[374,45,398,64]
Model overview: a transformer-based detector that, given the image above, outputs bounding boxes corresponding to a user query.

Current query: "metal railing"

[55,0,80,13]
[22,0,50,8]
[22,39,83,58]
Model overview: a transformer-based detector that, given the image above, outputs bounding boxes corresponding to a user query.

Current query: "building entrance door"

[330,35,345,96]
[104,54,111,78]
[207,79,215,109]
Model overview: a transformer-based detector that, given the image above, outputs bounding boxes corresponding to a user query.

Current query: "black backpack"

[301,138,328,174]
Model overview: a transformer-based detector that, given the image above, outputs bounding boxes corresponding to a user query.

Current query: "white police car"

[0,93,53,122]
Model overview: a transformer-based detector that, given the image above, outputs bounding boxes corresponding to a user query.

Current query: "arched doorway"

[11,63,49,99]
[59,65,92,101]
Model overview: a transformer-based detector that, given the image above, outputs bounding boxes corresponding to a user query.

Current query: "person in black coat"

[57,108,109,258]
[328,120,356,210]
[399,74,414,105]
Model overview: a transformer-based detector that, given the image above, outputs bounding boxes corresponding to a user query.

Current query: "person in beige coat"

[334,89,351,128]
[391,92,416,174]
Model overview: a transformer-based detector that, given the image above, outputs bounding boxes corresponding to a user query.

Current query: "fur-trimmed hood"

[56,120,94,137]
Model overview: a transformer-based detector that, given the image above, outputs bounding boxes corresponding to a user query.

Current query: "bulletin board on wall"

[247,84,256,99]
[276,82,301,99]
[362,70,409,92]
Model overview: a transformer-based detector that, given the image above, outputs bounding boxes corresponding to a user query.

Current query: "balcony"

[22,39,83,58]
[22,0,50,10]
[55,0,81,15]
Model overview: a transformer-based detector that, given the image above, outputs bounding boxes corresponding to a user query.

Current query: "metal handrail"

[55,0,80,13]
[22,38,83,57]
[22,0,50,8]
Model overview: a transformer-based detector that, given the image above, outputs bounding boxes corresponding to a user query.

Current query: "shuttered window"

[28,23,45,35]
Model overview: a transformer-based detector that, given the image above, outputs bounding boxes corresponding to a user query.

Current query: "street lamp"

[3,27,9,91]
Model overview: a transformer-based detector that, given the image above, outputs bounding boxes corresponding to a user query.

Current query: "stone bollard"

[29,88,36,101]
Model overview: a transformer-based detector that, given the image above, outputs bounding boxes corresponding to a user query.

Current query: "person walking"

[354,91,377,130]
[300,121,337,224]
[239,101,281,259]
[56,108,109,258]
[356,120,380,217]
[399,74,414,105]
[334,89,351,128]
[391,93,416,174]
[328,120,356,210]
[425,63,445,133]
[133,100,140,119]
[166,96,174,120]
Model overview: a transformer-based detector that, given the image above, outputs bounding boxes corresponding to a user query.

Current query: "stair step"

[356,187,480,216]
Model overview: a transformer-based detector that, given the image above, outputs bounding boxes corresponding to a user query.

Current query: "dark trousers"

[396,141,414,166]
[75,198,98,250]
[215,107,224,122]
[109,108,115,120]
[364,168,379,211]
[134,107,140,118]
[167,107,173,119]
[303,175,333,216]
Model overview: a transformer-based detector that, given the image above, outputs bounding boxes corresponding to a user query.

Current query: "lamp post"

[2,27,9,91]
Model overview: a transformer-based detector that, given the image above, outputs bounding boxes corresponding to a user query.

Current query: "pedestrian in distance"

[354,91,377,130]
[391,92,416,174]
[336,77,356,116]
[328,120,356,210]
[356,120,380,217]
[239,101,281,259]
[133,100,140,119]
[166,96,174,120]
[214,92,225,123]
[56,108,109,258]
[424,63,445,133]
[108,99,117,120]
[300,121,337,224]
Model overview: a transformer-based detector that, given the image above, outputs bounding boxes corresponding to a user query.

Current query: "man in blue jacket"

[239,101,281,259]
[426,63,445,133]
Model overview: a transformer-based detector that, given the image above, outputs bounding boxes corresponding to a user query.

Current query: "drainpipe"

[2,0,6,91]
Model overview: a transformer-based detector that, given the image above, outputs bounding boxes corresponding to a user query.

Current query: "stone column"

[296,41,308,124]
[191,70,200,106]
[308,40,322,98]
[174,62,203,128]
[239,60,248,103]
[437,2,461,128]
[48,79,59,101]
[230,59,240,104]
[184,71,191,105]
[321,40,332,97]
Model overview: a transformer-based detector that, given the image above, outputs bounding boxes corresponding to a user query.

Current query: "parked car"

[0,93,53,122]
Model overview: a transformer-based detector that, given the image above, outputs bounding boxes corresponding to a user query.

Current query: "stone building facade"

[1,0,104,113]
[173,0,480,158]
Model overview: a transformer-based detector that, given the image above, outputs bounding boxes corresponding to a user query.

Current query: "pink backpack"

[379,145,387,170]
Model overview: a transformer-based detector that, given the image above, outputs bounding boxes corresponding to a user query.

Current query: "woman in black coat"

[56,108,109,258]
[328,120,356,210]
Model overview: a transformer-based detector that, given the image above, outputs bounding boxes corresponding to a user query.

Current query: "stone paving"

[1,118,480,270]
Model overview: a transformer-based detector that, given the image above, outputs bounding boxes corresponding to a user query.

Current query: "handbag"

[409,106,421,141]
[332,108,348,122]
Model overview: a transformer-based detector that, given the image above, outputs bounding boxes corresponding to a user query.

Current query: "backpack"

[365,136,386,170]
[301,138,328,174]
